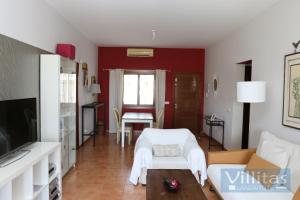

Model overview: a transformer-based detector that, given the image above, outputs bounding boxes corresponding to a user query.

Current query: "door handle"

[174,104,178,110]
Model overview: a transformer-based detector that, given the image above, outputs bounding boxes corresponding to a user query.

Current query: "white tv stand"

[0,142,61,200]
[0,149,30,168]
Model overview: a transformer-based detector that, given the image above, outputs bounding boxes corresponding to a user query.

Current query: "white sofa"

[129,128,207,185]
[207,131,300,200]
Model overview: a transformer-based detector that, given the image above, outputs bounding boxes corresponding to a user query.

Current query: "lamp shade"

[237,81,266,103]
[90,83,101,94]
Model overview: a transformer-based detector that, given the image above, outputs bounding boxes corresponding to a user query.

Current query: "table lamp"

[90,83,101,102]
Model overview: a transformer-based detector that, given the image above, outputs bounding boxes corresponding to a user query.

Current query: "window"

[123,72,155,107]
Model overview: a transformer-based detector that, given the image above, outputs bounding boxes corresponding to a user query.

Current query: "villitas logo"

[220,168,291,192]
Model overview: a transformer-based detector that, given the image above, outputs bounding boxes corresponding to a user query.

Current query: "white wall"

[204,0,300,149]
[0,0,98,145]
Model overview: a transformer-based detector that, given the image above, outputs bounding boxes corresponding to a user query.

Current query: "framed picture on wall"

[283,52,300,129]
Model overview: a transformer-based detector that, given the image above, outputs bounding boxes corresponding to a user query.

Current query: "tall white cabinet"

[40,55,77,177]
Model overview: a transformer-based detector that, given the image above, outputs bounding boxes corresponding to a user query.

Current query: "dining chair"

[153,109,164,128]
[113,107,133,145]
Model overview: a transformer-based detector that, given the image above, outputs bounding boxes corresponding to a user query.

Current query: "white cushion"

[257,131,300,193]
[207,164,294,200]
[258,140,289,169]
[150,156,188,169]
[152,144,181,157]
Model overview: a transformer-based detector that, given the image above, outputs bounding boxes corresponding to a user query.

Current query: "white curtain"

[155,69,166,128]
[109,69,124,133]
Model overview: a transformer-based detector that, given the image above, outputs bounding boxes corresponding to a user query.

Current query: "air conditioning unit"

[127,48,154,57]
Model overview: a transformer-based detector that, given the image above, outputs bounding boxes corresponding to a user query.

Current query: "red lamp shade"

[56,44,76,60]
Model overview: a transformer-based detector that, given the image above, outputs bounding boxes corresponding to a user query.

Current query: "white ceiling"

[44,0,281,48]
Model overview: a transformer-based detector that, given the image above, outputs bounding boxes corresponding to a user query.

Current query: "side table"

[204,116,225,151]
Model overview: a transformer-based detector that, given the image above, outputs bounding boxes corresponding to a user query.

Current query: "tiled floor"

[62,132,220,200]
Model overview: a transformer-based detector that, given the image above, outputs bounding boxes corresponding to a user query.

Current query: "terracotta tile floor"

[62,132,220,200]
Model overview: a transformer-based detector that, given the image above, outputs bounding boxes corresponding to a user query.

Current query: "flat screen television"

[0,98,37,160]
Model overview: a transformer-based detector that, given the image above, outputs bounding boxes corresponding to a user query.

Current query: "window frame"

[123,70,156,108]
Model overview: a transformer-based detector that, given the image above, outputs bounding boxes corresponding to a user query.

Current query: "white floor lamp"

[237,81,266,148]
[237,81,266,103]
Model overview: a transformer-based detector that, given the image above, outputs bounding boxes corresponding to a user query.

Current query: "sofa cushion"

[245,154,280,189]
[152,144,181,157]
[150,156,188,169]
[207,164,294,200]
[258,140,289,169]
[257,131,300,193]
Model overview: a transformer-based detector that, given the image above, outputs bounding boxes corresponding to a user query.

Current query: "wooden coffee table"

[146,169,207,200]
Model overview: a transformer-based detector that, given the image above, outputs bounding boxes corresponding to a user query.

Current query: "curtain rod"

[103,68,171,72]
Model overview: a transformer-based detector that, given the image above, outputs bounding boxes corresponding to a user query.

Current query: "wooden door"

[173,73,200,134]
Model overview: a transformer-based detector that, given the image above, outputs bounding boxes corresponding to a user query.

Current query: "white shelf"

[0,142,61,200]
[34,186,49,200]
[49,172,60,184]
[60,129,75,138]
[33,157,48,186]
[12,168,33,200]
[0,182,12,200]
[32,185,46,200]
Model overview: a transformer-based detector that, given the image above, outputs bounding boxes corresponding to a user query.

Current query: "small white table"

[121,112,153,148]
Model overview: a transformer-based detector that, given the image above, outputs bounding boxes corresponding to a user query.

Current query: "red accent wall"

[98,47,205,132]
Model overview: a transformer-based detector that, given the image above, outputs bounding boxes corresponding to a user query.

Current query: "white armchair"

[129,128,207,185]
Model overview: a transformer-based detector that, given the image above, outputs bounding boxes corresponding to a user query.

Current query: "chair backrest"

[113,107,121,130]
[143,128,191,149]
[156,109,164,128]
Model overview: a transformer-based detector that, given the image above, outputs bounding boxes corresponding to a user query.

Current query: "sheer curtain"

[155,69,166,128]
[109,69,124,133]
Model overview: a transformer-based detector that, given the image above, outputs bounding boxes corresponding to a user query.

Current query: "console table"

[204,116,225,151]
[81,102,105,146]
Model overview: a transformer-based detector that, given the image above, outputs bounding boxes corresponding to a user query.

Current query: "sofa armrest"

[134,135,152,154]
[183,136,207,185]
[129,135,153,185]
[208,148,256,165]
[183,137,201,159]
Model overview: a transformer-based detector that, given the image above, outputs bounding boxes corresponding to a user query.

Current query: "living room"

[0,0,300,200]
